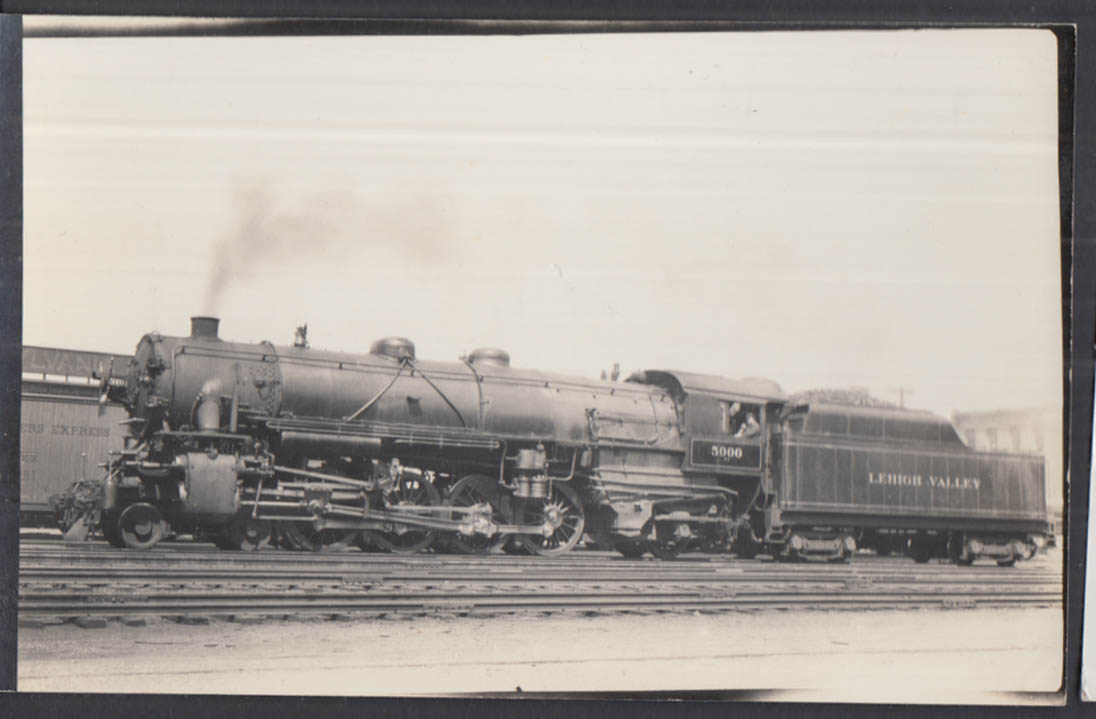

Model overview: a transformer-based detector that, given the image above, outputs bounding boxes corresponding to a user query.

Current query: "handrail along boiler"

[96,317,1049,564]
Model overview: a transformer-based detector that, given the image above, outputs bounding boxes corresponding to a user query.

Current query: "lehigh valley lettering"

[867,472,981,490]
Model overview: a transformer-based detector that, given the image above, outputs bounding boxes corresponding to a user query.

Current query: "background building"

[952,406,1064,532]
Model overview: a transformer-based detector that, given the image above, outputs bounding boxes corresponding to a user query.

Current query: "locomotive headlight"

[842,536,857,553]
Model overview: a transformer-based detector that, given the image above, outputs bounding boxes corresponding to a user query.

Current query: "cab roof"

[628,369,786,403]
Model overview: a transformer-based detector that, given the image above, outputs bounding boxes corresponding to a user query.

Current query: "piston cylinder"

[180,452,240,523]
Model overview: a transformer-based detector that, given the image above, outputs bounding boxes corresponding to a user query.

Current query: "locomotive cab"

[625,370,786,556]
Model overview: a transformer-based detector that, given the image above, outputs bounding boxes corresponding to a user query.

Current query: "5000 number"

[710,445,744,461]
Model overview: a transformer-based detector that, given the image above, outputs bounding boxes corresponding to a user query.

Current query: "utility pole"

[884,387,915,409]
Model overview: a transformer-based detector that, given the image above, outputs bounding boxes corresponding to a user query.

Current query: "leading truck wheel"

[117,503,167,550]
[281,522,359,552]
[223,517,273,551]
[444,474,513,555]
[100,510,126,548]
[517,481,585,557]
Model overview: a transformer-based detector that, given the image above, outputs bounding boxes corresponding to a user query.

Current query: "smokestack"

[190,316,221,340]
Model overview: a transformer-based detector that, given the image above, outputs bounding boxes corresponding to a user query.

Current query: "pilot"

[735,412,761,438]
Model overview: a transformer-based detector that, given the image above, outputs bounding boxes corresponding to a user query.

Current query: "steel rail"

[18,550,1063,576]
[18,563,1061,586]
[18,591,1061,617]
[17,565,1062,588]
[19,540,1062,566]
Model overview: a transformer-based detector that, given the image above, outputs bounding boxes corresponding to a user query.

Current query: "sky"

[21,28,1062,418]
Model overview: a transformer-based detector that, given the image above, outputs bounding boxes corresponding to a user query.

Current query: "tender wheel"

[361,474,441,554]
[996,558,1017,567]
[444,474,512,555]
[831,534,857,563]
[281,521,359,552]
[100,509,126,548]
[224,516,273,551]
[117,503,166,550]
[910,536,932,564]
[517,481,586,557]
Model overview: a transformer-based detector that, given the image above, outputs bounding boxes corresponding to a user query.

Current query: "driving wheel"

[361,474,441,554]
[444,474,512,555]
[517,481,585,557]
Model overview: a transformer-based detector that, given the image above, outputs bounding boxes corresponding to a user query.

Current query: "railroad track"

[19,538,1062,623]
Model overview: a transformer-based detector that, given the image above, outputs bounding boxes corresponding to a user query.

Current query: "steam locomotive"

[94,317,1049,564]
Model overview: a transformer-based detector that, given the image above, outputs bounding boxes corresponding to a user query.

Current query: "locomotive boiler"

[97,317,783,557]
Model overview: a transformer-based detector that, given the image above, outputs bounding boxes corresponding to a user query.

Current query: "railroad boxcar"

[21,347,130,527]
[753,403,1048,565]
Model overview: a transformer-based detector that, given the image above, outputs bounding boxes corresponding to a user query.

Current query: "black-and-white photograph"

[14,18,1065,703]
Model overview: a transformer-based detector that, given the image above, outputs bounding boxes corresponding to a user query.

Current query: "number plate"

[690,439,762,470]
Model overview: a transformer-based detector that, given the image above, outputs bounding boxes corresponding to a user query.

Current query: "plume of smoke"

[202,188,338,315]
[201,184,457,317]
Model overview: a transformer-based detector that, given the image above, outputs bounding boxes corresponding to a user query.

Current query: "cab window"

[722,400,762,438]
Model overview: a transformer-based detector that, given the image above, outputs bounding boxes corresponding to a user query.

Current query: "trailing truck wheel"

[361,474,441,555]
[732,530,761,559]
[647,538,684,561]
[117,503,167,550]
[211,532,239,550]
[517,481,585,557]
[444,474,512,555]
[100,510,126,548]
[502,537,531,555]
[614,539,647,559]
